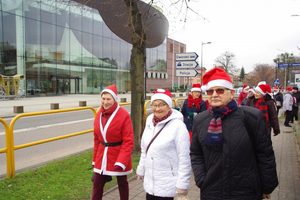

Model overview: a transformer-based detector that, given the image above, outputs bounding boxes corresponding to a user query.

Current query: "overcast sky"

[155,0,300,73]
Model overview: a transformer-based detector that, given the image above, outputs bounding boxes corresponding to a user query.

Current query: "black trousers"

[284,110,293,125]
[146,193,173,200]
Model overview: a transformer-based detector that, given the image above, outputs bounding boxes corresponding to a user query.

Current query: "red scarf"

[187,94,202,109]
[152,110,172,127]
[100,102,118,127]
[255,98,269,121]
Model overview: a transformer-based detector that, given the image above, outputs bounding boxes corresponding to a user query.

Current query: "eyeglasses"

[206,88,230,95]
[151,104,167,109]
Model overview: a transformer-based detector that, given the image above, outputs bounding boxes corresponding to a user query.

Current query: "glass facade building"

[0,0,167,96]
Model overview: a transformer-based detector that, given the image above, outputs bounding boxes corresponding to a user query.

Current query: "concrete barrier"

[145,96,151,100]
[13,106,23,113]
[79,101,87,107]
[50,103,59,110]
[179,93,184,97]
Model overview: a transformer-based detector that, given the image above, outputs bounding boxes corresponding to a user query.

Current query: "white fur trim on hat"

[101,89,118,101]
[249,89,255,94]
[191,88,201,92]
[151,93,173,108]
[255,87,266,96]
[206,79,233,90]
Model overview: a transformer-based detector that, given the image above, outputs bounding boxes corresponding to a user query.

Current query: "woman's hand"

[176,188,188,196]
[137,175,144,182]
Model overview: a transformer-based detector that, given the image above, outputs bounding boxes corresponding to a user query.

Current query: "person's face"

[207,86,235,108]
[293,89,298,93]
[191,91,201,99]
[254,90,264,99]
[101,92,115,110]
[151,100,171,119]
[244,88,249,93]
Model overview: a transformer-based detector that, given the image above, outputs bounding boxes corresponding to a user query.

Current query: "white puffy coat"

[136,109,191,197]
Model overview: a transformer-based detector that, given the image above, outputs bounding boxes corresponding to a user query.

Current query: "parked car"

[27,86,42,95]
[234,87,243,96]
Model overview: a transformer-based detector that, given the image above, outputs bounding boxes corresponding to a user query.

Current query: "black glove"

[91,172,95,182]
[87,165,94,170]
[88,165,94,182]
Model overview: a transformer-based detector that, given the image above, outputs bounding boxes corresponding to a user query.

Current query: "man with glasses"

[190,68,278,200]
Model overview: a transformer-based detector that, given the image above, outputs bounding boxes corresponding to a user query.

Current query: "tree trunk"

[124,0,146,151]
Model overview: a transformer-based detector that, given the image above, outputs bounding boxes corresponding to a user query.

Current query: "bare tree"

[214,51,236,73]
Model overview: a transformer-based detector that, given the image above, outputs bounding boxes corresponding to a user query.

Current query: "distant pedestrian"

[273,86,283,116]
[91,84,134,200]
[283,87,293,127]
[291,86,300,123]
[241,88,254,106]
[136,88,191,199]
[181,84,207,142]
[246,82,280,136]
[191,68,278,200]
[237,85,250,105]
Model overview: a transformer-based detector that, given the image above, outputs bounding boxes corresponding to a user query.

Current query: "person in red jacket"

[237,85,250,105]
[91,84,134,200]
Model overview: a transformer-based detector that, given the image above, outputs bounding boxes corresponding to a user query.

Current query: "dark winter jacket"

[181,98,206,131]
[274,92,283,107]
[190,106,278,200]
[246,95,280,135]
[292,91,300,115]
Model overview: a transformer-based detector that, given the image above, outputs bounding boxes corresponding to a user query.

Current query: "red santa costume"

[92,84,134,200]
[237,85,250,105]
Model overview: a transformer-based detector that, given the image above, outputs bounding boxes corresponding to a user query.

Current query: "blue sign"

[278,63,289,68]
[292,63,300,67]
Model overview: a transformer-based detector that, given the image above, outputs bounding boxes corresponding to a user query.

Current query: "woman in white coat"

[136,88,191,200]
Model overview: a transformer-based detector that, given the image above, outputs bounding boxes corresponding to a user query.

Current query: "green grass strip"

[0,150,140,200]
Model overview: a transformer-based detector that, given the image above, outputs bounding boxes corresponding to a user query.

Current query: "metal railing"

[1,96,239,179]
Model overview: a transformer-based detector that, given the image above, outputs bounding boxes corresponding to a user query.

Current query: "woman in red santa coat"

[91,84,134,200]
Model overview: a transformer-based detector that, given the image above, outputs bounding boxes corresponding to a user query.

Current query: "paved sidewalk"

[103,118,300,200]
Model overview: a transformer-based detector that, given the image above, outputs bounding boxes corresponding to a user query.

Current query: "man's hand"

[262,194,271,199]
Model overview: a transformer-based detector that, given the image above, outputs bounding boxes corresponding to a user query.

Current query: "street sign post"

[175,52,199,77]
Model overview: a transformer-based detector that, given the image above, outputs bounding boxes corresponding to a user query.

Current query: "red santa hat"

[274,86,279,91]
[151,88,173,108]
[286,87,293,92]
[243,85,250,90]
[201,68,233,91]
[255,84,271,96]
[191,84,201,92]
[101,84,118,101]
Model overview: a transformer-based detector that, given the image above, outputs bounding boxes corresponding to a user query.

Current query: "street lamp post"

[201,42,211,85]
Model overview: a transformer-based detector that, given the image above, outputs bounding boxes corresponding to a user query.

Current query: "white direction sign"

[176,61,198,69]
[176,69,198,77]
[175,52,198,61]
